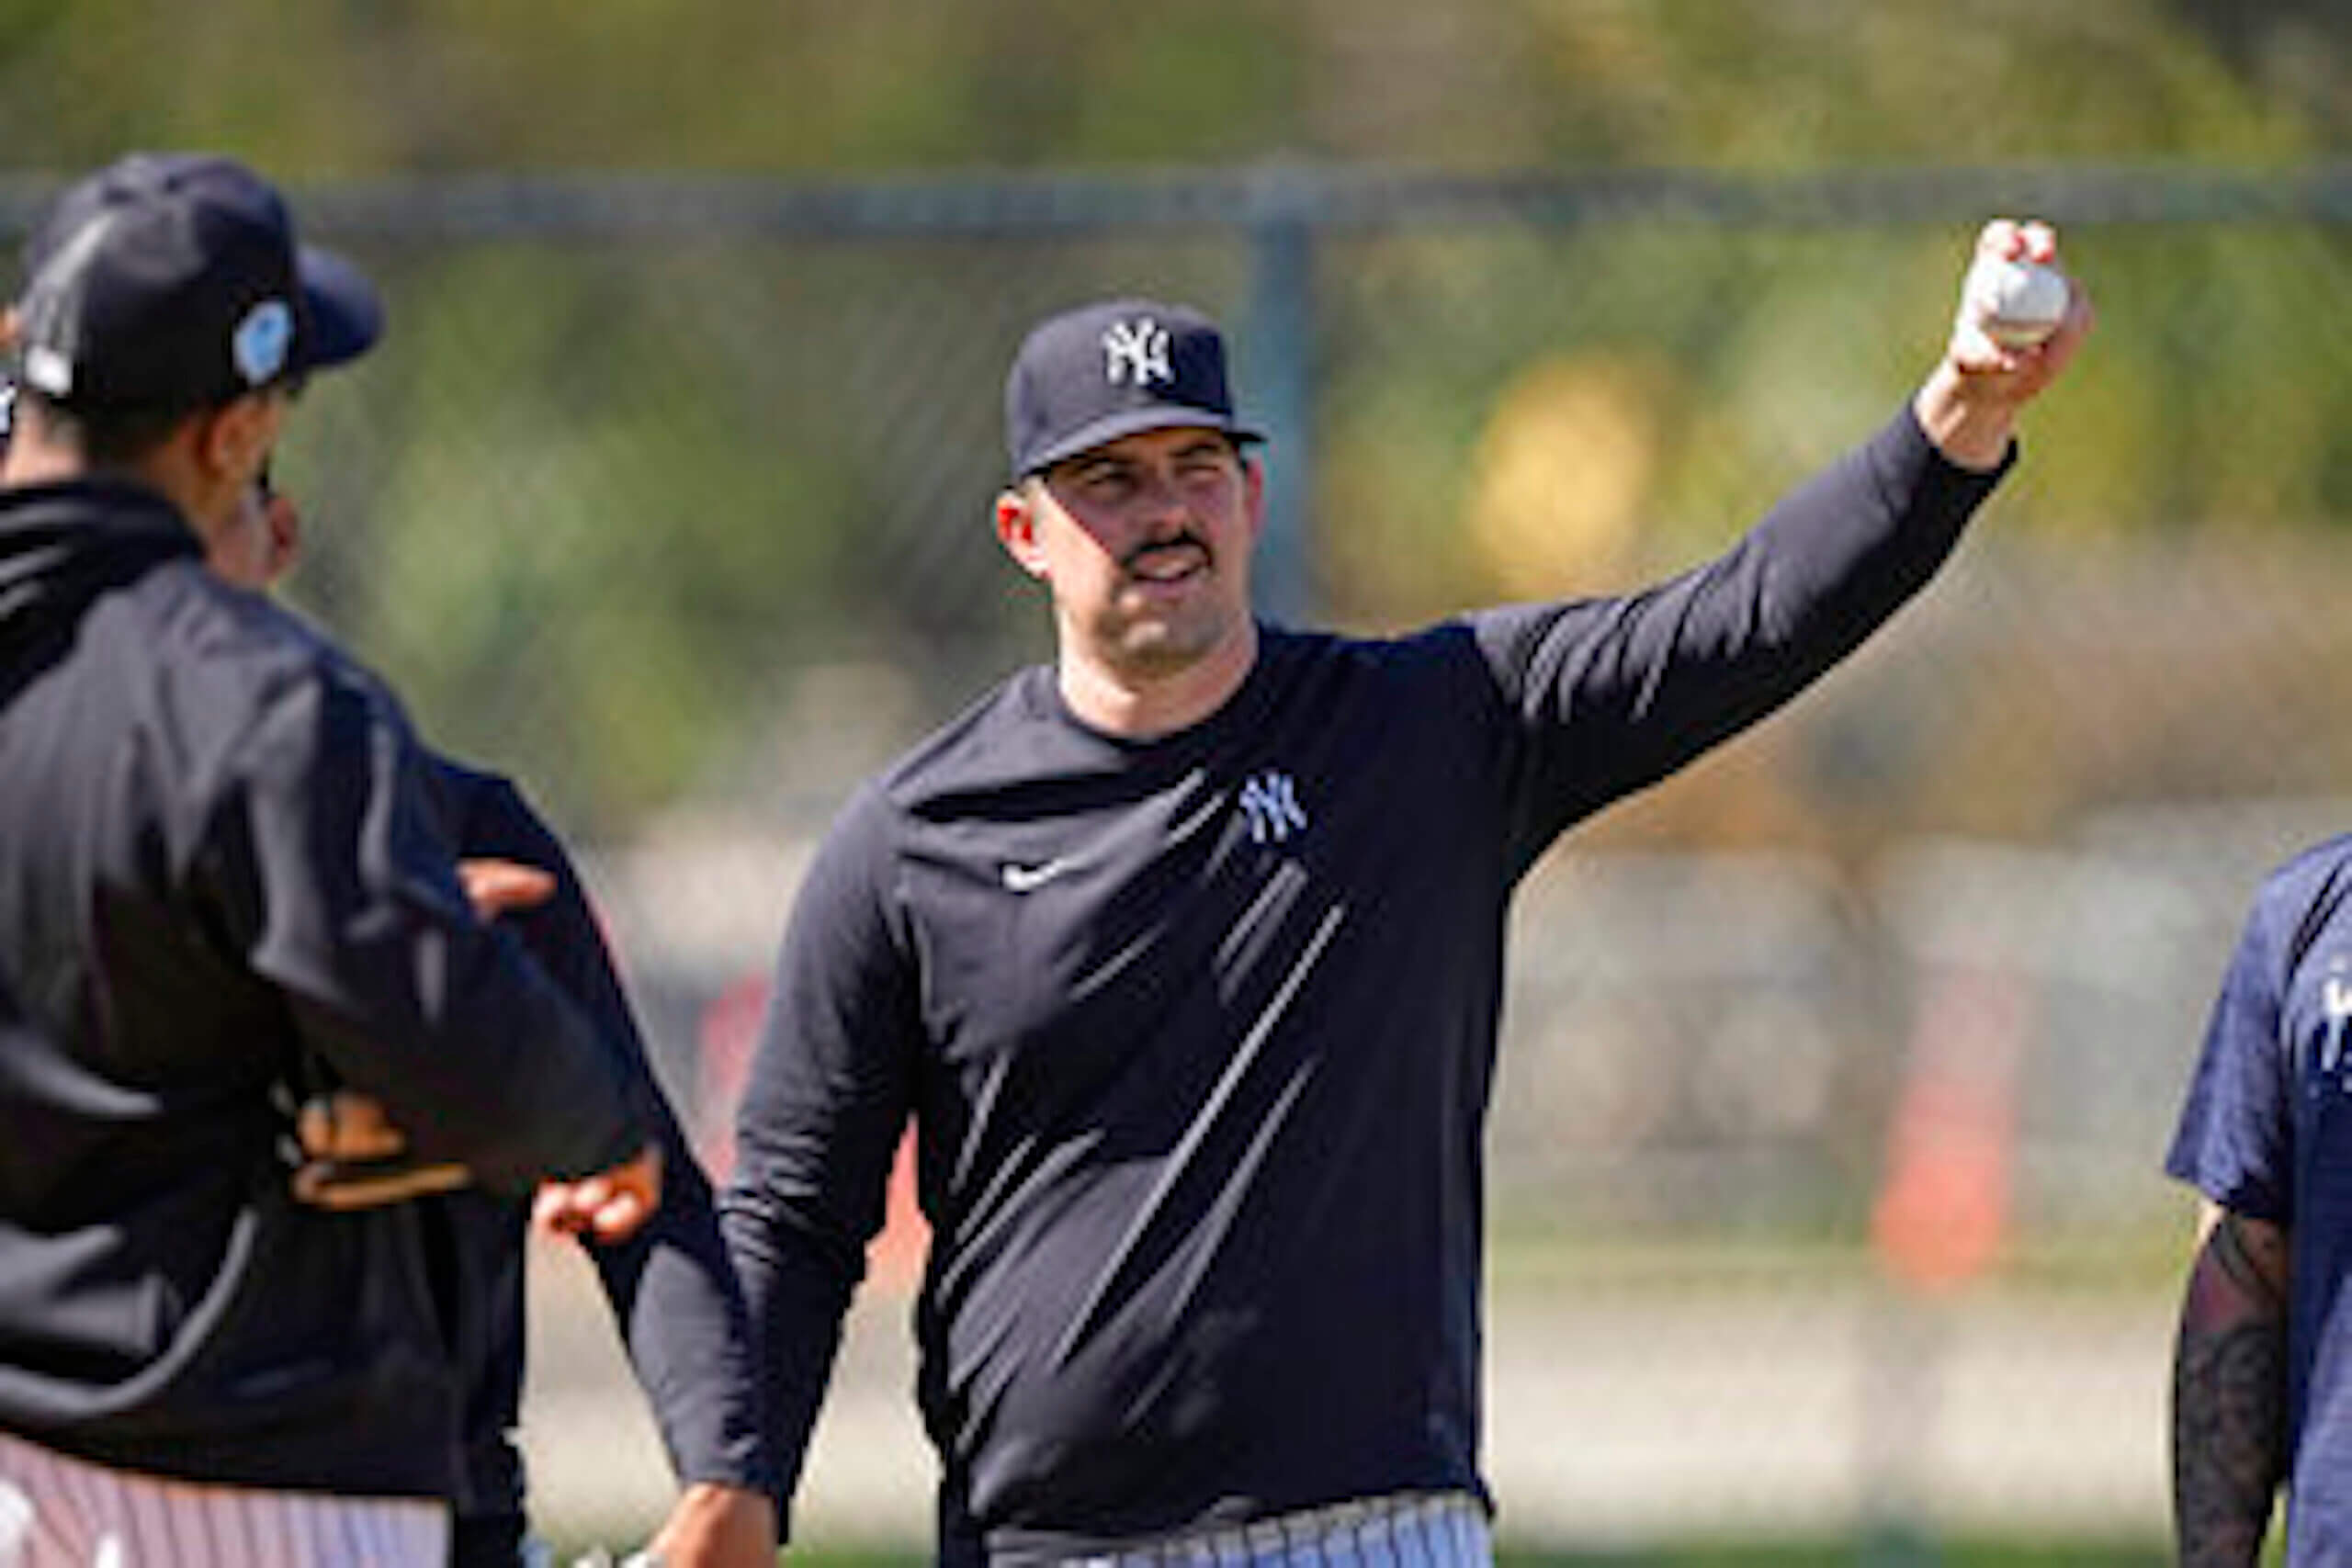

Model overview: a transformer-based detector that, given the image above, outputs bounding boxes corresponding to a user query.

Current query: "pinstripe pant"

[0,1428,447,1567]
[1077,1491,1492,1568]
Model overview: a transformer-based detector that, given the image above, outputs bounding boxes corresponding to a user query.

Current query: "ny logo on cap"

[1101,317,1172,388]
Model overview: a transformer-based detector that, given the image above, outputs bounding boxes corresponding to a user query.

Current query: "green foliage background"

[6,2,2352,836]
[6,2,2345,174]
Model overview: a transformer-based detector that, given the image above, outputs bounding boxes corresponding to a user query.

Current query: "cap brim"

[297,243,382,371]
[1022,407,1265,477]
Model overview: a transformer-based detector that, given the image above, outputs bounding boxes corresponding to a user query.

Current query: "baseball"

[1966,254,2069,349]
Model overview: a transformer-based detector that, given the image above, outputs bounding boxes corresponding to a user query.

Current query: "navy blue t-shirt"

[2167,834,2352,1560]
[724,404,2008,1559]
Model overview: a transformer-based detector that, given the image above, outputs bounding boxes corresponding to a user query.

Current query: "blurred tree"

[5,1,2352,839]
[4,1,2349,174]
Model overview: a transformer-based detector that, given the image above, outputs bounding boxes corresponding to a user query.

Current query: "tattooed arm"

[2172,1201,2291,1565]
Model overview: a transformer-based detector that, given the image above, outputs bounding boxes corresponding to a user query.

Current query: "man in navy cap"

[0,152,662,1564]
[724,220,2092,1565]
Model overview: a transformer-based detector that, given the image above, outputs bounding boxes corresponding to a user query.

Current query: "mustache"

[1122,532,1210,572]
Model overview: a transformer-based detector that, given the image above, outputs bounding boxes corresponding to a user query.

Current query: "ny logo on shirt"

[1238,770,1309,845]
[1101,318,1172,387]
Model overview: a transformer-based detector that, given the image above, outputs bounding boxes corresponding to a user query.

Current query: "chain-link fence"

[16,162,2352,1553]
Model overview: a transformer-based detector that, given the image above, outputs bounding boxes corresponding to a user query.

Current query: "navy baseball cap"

[12,152,382,413]
[1004,298,1262,478]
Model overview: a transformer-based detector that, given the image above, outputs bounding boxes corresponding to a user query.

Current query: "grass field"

[527,1247,2216,1565]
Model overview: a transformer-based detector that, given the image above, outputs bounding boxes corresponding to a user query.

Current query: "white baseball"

[1966,254,2069,349]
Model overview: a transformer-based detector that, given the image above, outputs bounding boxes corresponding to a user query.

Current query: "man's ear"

[995,485,1049,580]
[192,391,280,487]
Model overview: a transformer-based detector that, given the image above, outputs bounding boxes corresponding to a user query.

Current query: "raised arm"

[2172,1201,2290,1566]
[1472,218,2093,867]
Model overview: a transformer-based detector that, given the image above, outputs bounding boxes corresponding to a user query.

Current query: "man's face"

[1000,424,1264,682]
[205,467,300,592]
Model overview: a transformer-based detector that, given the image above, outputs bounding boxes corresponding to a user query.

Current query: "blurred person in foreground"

[2166,840,2352,1562]
[232,469,778,1567]
[0,152,660,1564]
[722,219,2091,1563]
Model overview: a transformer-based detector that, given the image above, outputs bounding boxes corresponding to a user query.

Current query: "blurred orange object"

[1871,969,2025,1293]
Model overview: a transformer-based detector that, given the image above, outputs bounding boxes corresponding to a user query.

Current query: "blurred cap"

[1004,298,1262,477]
[12,152,382,413]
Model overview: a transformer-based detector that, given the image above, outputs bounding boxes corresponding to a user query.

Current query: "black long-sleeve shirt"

[0,479,650,1498]
[722,406,2009,1558]
[422,760,775,1531]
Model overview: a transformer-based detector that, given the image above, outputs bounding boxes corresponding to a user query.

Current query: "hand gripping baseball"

[1914,217,2094,469]
[1945,218,2092,392]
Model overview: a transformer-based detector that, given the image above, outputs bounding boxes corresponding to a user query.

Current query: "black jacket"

[0,478,650,1497]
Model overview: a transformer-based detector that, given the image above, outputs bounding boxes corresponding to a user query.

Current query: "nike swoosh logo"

[1001,860,1069,893]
